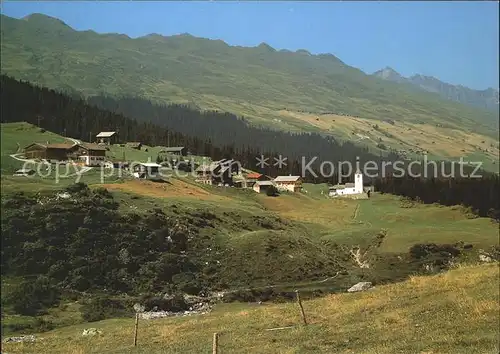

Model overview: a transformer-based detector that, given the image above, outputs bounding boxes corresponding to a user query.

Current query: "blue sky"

[1,1,498,90]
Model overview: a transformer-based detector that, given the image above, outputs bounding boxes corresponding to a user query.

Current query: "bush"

[81,295,131,322]
[140,294,188,312]
[409,243,461,260]
[5,276,61,316]
[266,185,279,197]
[65,182,89,194]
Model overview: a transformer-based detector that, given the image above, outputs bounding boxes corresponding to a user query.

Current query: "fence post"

[295,290,308,325]
[212,332,219,354]
[133,313,139,346]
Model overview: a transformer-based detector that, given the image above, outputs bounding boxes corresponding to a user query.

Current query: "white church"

[329,170,371,198]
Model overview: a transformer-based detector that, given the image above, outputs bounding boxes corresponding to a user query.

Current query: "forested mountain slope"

[1,13,498,138]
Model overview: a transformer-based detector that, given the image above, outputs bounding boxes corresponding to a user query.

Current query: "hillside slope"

[373,67,499,113]
[3,264,498,353]
[0,13,498,138]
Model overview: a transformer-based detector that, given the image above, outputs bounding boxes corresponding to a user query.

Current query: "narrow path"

[9,153,36,163]
[66,137,81,145]
[352,204,360,220]
[10,153,93,177]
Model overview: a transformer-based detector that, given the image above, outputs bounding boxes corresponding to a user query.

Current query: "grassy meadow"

[3,264,498,354]
[1,122,499,352]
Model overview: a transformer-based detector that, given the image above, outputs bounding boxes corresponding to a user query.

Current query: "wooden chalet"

[195,158,240,185]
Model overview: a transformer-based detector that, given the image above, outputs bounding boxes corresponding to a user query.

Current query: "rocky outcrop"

[347,282,373,293]
[3,335,36,343]
[82,328,103,336]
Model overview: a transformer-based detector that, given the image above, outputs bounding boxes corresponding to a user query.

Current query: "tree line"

[1,74,498,218]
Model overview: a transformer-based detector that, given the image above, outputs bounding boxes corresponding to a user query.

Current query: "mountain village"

[15,130,372,198]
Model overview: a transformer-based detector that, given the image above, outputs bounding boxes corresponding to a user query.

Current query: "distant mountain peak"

[22,13,72,29]
[374,66,499,112]
[373,67,406,83]
[257,42,275,52]
[296,49,312,55]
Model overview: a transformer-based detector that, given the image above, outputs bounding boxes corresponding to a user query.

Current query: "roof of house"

[274,175,301,182]
[255,181,275,186]
[15,168,35,173]
[46,143,77,150]
[196,159,237,173]
[246,172,263,179]
[96,131,116,138]
[24,142,48,150]
[79,143,107,151]
[196,163,217,173]
[139,162,161,167]
[163,146,185,152]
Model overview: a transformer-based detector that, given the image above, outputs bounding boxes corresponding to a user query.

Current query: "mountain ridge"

[373,67,499,112]
[1,13,498,139]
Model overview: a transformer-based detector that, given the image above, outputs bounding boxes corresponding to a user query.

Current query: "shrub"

[5,276,61,316]
[81,295,130,322]
[266,185,279,197]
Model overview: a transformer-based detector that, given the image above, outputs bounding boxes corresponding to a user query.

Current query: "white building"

[96,131,117,145]
[273,175,302,192]
[329,170,365,197]
[133,162,163,181]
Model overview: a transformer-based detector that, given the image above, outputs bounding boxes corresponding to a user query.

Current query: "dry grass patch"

[277,110,499,160]
[97,178,229,201]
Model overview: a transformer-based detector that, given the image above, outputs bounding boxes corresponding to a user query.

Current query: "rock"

[479,254,493,262]
[133,303,145,313]
[3,335,36,343]
[347,282,373,293]
[82,328,102,336]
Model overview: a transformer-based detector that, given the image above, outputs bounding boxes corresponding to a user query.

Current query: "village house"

[13,168,36,177]
[112,160,130,169]
[24,142,79,162]
[96,131,117,145]
[23,142,107,166]
[195,158,240,186]
[77,143,107,166]
[125,142,142,150]
[273,175,303,192]
[253,180,276,194]
[133,162,163,181]
[245,172,271,188]
[163,146,187,156]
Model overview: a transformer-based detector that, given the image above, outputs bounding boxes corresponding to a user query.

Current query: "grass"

[3,263,498,353]
[1,123,499,345]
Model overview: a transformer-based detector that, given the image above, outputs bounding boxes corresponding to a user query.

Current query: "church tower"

[354,169,363,194]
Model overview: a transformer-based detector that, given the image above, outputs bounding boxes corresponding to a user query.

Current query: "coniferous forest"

[1,74,498,219]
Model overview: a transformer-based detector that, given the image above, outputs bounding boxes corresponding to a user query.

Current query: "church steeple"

[354,170,363,194]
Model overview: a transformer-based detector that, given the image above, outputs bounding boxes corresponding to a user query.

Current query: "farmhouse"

[133,162,163,181]
[77,143,107,166]
[23,142,108,166]
[253,180,276,194]
[96,131,117,145]
[245,172,270,188]
[274,175,302,192]
[195,158,240,185]
[329,170,368,198]
[163,146,187,156]
[24,142,79,161]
